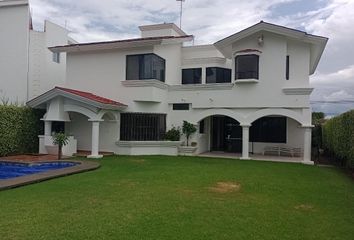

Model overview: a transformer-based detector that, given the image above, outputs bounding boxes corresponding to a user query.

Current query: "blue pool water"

[0,161,79,180]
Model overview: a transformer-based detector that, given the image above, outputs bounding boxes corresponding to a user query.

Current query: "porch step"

[75,150,114,157]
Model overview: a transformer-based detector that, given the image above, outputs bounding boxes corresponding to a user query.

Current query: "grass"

[1,155,354,240]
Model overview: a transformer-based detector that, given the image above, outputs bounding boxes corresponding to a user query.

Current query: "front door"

[211,116,242,153]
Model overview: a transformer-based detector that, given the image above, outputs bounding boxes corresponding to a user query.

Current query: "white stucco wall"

[0,3,29,103]
[0,2,71,103]
[28,21,69,99]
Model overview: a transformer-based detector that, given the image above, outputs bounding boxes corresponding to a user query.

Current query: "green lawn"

[1,156,354,240]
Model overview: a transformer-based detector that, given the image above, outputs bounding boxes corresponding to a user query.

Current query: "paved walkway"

[199,151,303,163]
[1,154,61,162]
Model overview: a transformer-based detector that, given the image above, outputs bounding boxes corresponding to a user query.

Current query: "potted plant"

[52,132,69,160]
[178,121,197,156]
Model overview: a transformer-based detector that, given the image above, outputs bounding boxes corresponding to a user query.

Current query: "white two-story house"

[27,21,328,164]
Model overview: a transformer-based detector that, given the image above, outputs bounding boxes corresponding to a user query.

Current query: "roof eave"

[0,0,28,7]
[214,22,328,73]
[49,40,163,53]
[49,35,193,53]
[27,88,127,110]
[309,37,329,75]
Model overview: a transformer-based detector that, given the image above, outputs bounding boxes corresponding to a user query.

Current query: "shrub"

[165,127,181,141]
[312,112,326,160]
[182,121,197,146]
[322,110,354,168]
[0,105,44,156]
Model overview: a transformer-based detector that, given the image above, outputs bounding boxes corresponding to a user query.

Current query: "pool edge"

[0,160,100,191]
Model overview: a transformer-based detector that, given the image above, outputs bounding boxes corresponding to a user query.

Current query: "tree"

[52,133,69,160]
[182,121,197,146]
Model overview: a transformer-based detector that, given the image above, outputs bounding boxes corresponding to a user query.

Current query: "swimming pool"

[0,161,79,180]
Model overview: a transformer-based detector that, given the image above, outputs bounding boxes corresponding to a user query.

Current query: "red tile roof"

[55,87,127,106]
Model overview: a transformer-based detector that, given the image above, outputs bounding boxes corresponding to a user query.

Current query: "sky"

[28,0,354,116]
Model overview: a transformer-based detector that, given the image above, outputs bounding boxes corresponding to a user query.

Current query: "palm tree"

[52,133,69,160]
[182,121,197,146]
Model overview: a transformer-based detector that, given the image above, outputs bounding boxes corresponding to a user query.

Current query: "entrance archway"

[210,115,242,153]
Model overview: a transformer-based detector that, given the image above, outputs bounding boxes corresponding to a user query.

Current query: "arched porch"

[27,87,127,158]
[189,108,312,164]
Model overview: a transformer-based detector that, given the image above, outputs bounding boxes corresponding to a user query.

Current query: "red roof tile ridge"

[55,86,126,106]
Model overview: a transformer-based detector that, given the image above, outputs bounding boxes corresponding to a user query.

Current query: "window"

[52,52,60,63]
[250,117,286,143]
[235,54,259,80]
[173,103,189,110]
[52,121,65,133]
[199,120,205,134]
[182,68,202,84]
[120,113,166,141]
[286,55,289,80]
[206,67,231,83]
[126,53,165,82]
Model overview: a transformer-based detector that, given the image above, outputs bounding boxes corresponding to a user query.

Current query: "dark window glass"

[250,117,286,143]
[235,54,259,80]
[52,52,60,63]
[52,121,65,133]
[199,120,205,134]
[182,68,202,84]
[120,113,166,141]
[286,55,289,80]
[173,103,189,110]
[126,54,165,82]
[206,67,231,83]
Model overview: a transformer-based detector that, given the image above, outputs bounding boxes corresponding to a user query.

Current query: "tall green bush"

[312,112,325,160]
[322,110,354,168]
[0,105,44,156]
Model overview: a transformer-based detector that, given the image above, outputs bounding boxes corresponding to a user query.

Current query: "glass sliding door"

[211,116,242,153]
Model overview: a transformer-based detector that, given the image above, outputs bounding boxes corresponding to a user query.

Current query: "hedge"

[0,105,44,157]
[322,110,354,168]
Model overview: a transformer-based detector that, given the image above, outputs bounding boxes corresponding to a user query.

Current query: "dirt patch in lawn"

[130,159,146,163]
[209,181,241,193]
[294,204,314,211]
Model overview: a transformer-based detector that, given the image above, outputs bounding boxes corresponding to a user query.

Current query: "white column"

[88,120,103,159]
[44,121,52,136]
[241,124,251,160]
[302,126,313,164]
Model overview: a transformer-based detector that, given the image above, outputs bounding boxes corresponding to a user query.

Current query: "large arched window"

[235,54,259,80]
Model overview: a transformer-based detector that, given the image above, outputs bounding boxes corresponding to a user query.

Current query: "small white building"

[26,21,328,164]
[0,0,74,103]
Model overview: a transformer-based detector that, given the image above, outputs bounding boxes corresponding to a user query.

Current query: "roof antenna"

[176,0,185,29]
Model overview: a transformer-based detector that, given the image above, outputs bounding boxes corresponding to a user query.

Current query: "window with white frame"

[235,54,259,80]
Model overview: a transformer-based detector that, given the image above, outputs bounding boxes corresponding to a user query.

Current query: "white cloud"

[324,90,354,101]
[311,64,354,87]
